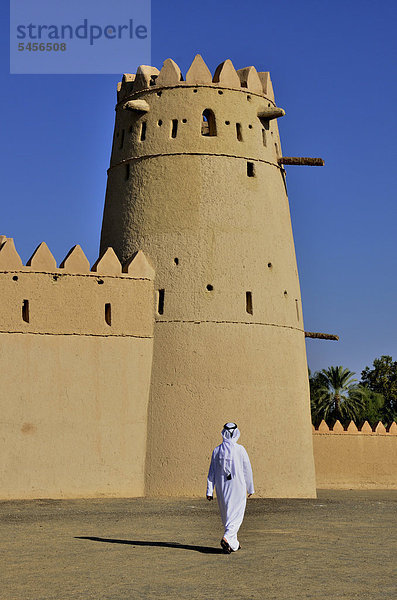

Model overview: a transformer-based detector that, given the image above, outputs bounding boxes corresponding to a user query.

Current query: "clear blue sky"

[1,0,396,378]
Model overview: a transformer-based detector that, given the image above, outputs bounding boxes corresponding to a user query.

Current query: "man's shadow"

[75,536,224,554]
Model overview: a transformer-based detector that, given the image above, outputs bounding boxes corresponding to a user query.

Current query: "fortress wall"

[0,240,155,499]
[313,421,397,490]
[0,335,153,499]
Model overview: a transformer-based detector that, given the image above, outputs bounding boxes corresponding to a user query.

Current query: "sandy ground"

[1,490,396,600]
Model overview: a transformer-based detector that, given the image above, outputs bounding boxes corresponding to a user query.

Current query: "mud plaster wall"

[313,430,397,489]
[0,255,155,500]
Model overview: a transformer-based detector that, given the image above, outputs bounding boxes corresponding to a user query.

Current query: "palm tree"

[311,366,366,424]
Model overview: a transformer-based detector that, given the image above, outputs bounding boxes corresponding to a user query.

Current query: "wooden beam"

[278,157,325,166]
[305,331,339,341]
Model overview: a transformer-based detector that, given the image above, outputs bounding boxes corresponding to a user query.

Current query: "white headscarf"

[218,423,240,478]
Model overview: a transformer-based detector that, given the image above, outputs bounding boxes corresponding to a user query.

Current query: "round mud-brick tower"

[100,55,317,498]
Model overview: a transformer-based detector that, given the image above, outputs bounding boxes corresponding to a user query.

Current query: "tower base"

[145,321,317,498]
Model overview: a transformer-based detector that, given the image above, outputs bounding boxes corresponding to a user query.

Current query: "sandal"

[220,538,232,554]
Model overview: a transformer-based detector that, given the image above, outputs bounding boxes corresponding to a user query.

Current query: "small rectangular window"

[171,119,178,138]
[236,122,243,142]
[105,303,112,326]
[158,289,165,315]
[246,292,253,315]
[247,162,255,177]
[262,128,267,146]
[140,122,146,141]
[22,299,29,323]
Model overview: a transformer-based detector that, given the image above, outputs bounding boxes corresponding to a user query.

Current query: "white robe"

[206,442,254,551]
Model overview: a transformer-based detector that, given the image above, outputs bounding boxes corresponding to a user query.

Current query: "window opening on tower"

[158,289,165,314]
[247,162,255,177]
[259,118,269,146]
[119,129,125,149]
[105,303,112,326]
[140,122,146,141]
[295,299,300,321]
[171,119,178,138]
[236,122,243,141]
[201,110,216,136]
[22,299,29,323]
[246,292,253,315]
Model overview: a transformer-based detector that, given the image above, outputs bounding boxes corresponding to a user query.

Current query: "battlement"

[0,237,154,338]
[313,419,397,490]
[0,237,154,278]
[313,419,397,435]
[117,55,276,103]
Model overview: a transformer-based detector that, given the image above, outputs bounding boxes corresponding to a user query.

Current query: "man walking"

[206,423,254,554]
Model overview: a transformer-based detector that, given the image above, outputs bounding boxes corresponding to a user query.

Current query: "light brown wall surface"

[313,421,397,489]
[0,240,155,499]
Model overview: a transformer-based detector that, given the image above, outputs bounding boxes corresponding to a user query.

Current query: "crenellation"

[26,242,57,270]
[91,247,122,275]
[59,244,90,273]
[360,420,373,433]
[212,58,241,87]
[388,422,397,434]
[123,250,155,279]
[185,54,212,84]
[375,421,387,434]
[117,73,136,103]
[0,238,23,269]
[116,57,278,104]
[314,420,396,435]
[134,65,160,92]
[332,420,344,433]
[317,420,330,433]
[0,239,154,279]
[257,72,275,102]
[156,58,183,86]
[347,421,359,433]
[237,66,263,94]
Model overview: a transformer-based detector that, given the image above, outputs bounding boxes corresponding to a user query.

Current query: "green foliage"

[361,355,397,424]
[354,390,385,427]
[310,356,397,428]
[309,366,366,428]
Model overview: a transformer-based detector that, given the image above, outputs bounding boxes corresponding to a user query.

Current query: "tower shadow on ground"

[75,536,224,554]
